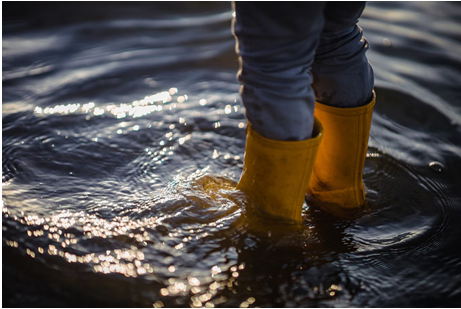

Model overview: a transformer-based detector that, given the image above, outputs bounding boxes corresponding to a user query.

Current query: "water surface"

[3,2,461,307]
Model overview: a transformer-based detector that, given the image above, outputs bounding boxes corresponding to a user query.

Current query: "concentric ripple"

[3,1,461,307]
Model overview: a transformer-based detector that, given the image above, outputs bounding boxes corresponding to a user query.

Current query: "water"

[3,2,461,307]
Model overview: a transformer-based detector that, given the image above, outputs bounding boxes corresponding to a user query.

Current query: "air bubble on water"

[383,38,391,47]
[429,161,444,173]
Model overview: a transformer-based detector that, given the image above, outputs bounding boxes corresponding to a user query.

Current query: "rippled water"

[3,2,461,307]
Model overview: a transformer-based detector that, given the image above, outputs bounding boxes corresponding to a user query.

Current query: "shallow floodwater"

[3,2,461,307]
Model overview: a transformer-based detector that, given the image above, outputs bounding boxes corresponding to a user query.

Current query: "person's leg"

[307,2,376,215]
[312,2,374,107]
[233,2,326,222]
[233,2,326,140]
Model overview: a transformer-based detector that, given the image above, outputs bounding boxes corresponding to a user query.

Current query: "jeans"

[233,2,374,141]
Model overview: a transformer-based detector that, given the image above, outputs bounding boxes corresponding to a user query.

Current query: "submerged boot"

[236,117,323,223]
[307,92,376,215]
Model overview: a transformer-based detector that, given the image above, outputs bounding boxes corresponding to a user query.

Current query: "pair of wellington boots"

[236,92,376,222]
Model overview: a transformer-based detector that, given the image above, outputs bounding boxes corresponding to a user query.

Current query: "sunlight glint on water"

[3,1,461,307]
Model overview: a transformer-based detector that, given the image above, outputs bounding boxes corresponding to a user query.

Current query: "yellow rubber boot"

[307,92,376,215]
[236,117,323,223]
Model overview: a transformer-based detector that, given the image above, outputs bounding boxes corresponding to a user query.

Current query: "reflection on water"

[3,1,461,307]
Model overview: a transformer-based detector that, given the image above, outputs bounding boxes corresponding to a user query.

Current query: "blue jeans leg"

[233,2,326,141]
[233,2,374,140]
[312,3,374,108]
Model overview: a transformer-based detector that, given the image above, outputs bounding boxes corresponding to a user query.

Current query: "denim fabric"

[233,2,374,141]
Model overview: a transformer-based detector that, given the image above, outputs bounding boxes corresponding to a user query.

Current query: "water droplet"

[429,161,444,173]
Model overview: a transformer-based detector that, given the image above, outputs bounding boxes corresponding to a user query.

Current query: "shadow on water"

[3,1,461,307]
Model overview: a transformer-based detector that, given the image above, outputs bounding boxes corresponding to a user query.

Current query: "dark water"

[3,2,461,307]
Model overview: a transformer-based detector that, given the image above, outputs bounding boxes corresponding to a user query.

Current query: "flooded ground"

[3,2,461,307]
